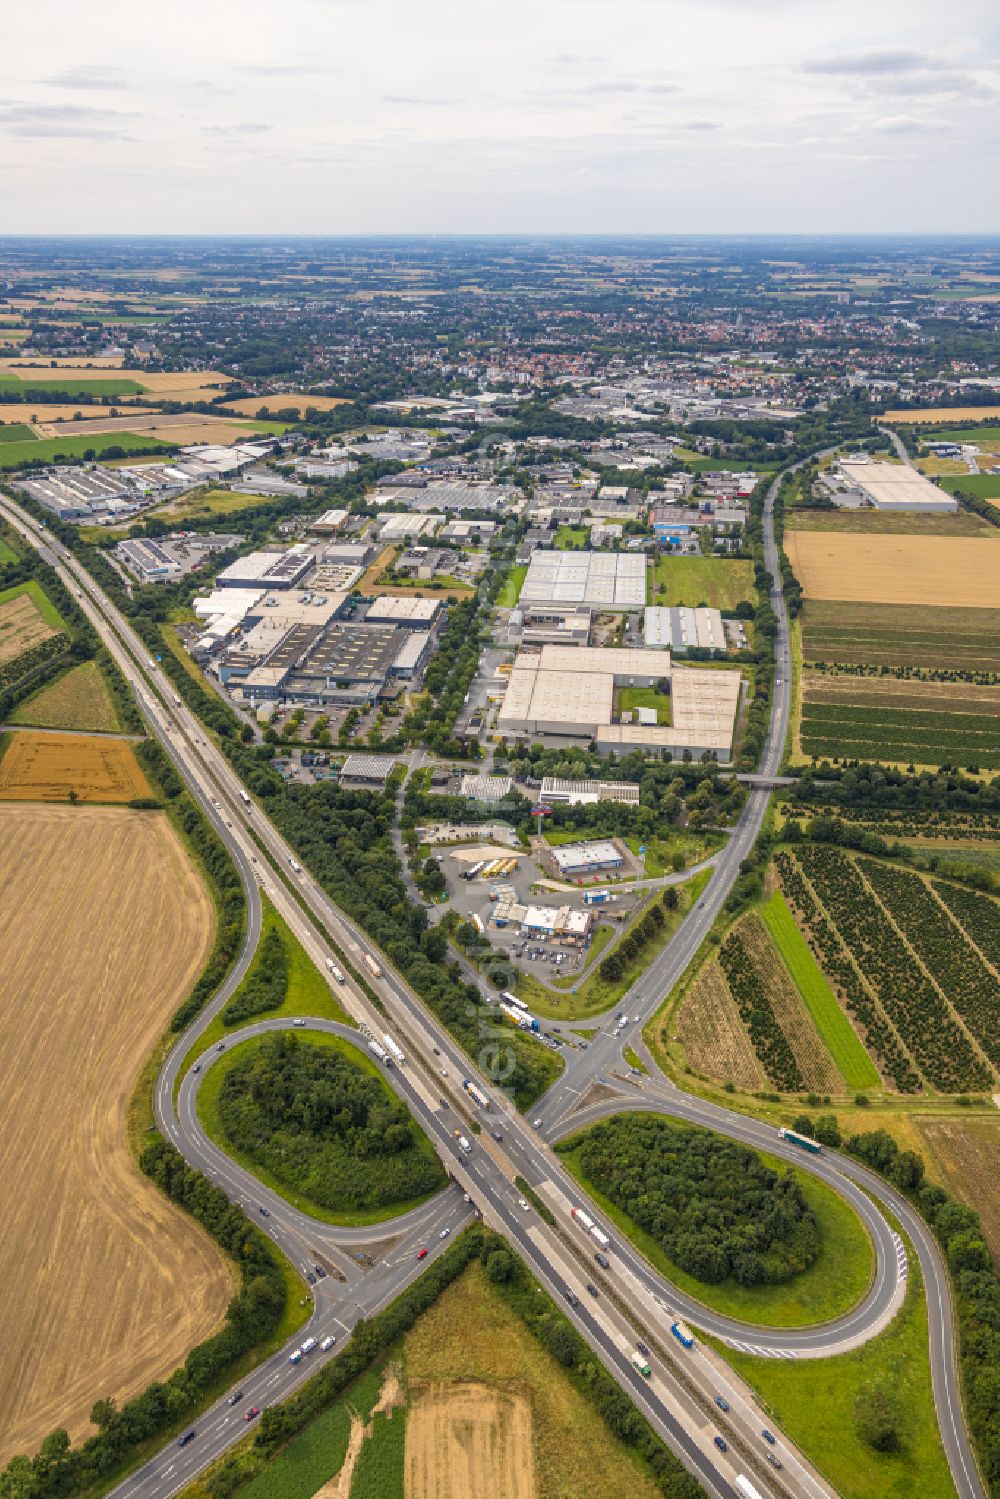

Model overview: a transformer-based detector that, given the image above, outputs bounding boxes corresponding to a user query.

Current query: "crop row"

[775,852,919,1092]
[806,690,1000,718]
[799,733,1000,770]
[933,882,1000,971]
[801,704,1000,736]
[719,927,804,1091]
[796,847,991,1092]
[855,857,1000,1068]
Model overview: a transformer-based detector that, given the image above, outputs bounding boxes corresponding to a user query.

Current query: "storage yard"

[0,805,225,1461]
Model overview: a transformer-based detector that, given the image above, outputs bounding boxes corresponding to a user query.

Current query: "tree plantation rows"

[795,846,992,1092]
[718,925,805,1092]
[567,1116,820,1289]
[933,880,1000,971]
[217,1034,446,1214]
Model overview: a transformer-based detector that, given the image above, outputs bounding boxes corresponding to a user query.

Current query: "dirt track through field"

[0,805,227,1462]
[405,1382,535,1499]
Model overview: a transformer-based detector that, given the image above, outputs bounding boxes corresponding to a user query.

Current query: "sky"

[2,0,998,235]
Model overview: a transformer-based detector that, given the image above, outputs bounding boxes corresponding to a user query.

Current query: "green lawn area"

[515,868,711,1020]
[760,889,880,1090]
[558,1122,874,1328]
[10,660,122,733]
[622,830,721,877]
[940,474,1000,499]
[197,1030,446,1227]
[0,423,36,443]
[0,432,175,469]
[146,486,281,524]
[721,1245,957,1499]
[0,374,145,395]
[914,425,1000,446]
[618,684,671,725]
[0,537,19,564]
[554,524,590,549]
[649,555,755,611]
[0,576,67,629]
[497,564,527,608]
[237,1363,388,1499]
[179,897,353,1080]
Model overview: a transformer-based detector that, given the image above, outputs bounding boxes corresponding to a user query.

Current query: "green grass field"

[722,1247,957,1499]
[238,1364,387,1499]
[348,1407,406,1499]
[0,538,19,564]
[799,703,1000,769]
[0,432,174,469]
[786,507,991,536]
[0,423,36,443]
[9,660,122,733]
[760,889,879,1089]
[940,474,1000,499]
[649,555,755,611]
[558,1125,874,1327]
[618,684,670,724]
[497,564,527,608]
[554,524,590,549]
[144,487,283,525]
[0,374,145,396]
[197,1030,446,1226]
[914,425,1000,445]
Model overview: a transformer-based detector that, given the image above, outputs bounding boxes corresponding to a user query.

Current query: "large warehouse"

[838,461,958,513]
[519,550,647,611]
[497,644,742,759]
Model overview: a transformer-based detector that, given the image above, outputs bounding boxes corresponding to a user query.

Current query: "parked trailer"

[583,889,610,906]
[735,1478,764,1499]
[362,952,382,979]
[463,1078,491,1110]
[671,1320,695,1349]
[778,1127,822,1155]
[462,861,485,881]
[471,913,485,936]
[571,1205,595,1232]
[368,1040,389,1063]
[382,1034,405,1065]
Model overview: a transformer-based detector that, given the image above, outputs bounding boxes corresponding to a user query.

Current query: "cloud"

[0,102,137,138]
[237,62,333,76]
[42,65,130,91]
[871,113,924,132]
[202,121,272,135]
[382,93,459,106]
[683,118,722,130]
[802,49,932,76]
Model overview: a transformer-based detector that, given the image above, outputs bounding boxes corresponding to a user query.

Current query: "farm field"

[785,506,991,536]
[9,660,122,733]
[913,1117,1000,1265]
[0,584,60,664]
[0,373,145,396]
[0,803,224,1462]
[0,422,37,443]
[0,403,160,425]
[723,1252,957,1499]
[784,531,1000,608]
[42,412,278,444]
[0,363,234,403]
[0,432,175,469]
[800,599,1000,672]
[940,474,1000,500]
[883,406,1000,424]
[797,673,1000,769]
[674,959,766,1091]
[649,554,755,611]
[0,730,152,801]
[222,393,351,417]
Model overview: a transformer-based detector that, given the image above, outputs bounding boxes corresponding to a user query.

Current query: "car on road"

[216,1042,225,1051]
[259,1205,270,1217]
[417,1248,428,1260]
[440,1227,450,1239]
[227,1391,244,1406]
[517,1197,530,1211]
[761,1429,776,1445]
[288,1350,302,1364]
[595,1252,610,1268]
[636,1340,651,1357]
[714,1395,729,1412]
[767,1454,783,1470]
[314,1265,326,1279]
[439,1098,449,1108]
[320,1335,336,1351]
[177,1430,196,1448]
[492,1130,503,1142]
[192,1063,201,1074]
[713,1436,728,1454]
[293,1019,306,1028]
[533,1117,542,1127]
[586,1283,598,1298]
[563,1291,580,1308]
[306,1272,316,1285]
[243,1407,260,1423]
[440,1067,448,1076]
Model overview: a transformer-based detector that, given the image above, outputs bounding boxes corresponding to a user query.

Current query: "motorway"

[0,482,985,1499]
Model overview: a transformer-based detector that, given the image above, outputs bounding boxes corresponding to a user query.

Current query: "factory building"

[539,777,639,806]
[216,544,314,590]
[518,550,647,611]
[549,839,624,877]
[837,461,958,512]
[644,606,726,653]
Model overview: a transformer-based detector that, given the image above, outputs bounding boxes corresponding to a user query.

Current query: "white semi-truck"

[368,1040,389,1064]
[383,1034,406,1065]
[325,959,346,983]
[462,1078,490,1110]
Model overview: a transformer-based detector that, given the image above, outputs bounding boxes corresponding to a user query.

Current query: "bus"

[670,1320,695,1349]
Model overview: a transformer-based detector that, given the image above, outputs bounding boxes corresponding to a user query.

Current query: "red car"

[244,1407,261,1423]
[417,1248,428,1260]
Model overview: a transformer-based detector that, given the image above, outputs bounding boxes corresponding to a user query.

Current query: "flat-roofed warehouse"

[497,644,742,760]
[550,839,623,876]
[644,605,725,653]
[217,544,314,589]
[839,461,958,512]
[519,550,647,611]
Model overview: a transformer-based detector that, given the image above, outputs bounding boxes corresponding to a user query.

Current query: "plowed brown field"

[0,804,226,1462]
[0,731,150,802]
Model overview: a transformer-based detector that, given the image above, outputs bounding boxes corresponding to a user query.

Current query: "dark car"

[637,1340,651,1357]
[761,1429,776,1445]
[491,1130,503,1142]
[713,1436,728,1454]
[586,1283,599,1298]
[177,1431,196,1448]
[594,1252,610,1269]
[306,1272,316,1285]
[314,1265,327,1280]
[714,1395,729,1412]
[564,1291,580,1308]
[767,1454,783,1470]
[216,1042,225,1051]
[227,1391,244,1407]
[259,1205,270,1217]
[440,1097,449,1109]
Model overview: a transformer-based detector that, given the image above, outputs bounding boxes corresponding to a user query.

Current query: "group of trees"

[217,1033,445,1213]
[222,925,288,1027]
[567,1116,820,1288]
[598,888,678,984]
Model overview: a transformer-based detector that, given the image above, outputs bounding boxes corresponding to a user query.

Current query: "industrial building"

[510,604,593,647]
[365,595,442,627]
[518,550,647,611]
[460,774,515,805]
[644,606,726,653]
[497,644,742,760]
[116,537,182,581]
[308,508,351,534]
[539,777,639,806]
[549,839,623,877]
[837,461,958,512]
[216,545,314,590]
[378,513,445,541]
[491,899,594,942]
[340,754,398,788]
[236,619,432,705]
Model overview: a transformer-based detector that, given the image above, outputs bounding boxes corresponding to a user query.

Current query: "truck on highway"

[462,1078,490,1110]
[631,1352,652,1377]
[326,959,346,983]
[239,790,251,806]
[671,1320,695,1349]
[367,1040,389,1064]
[457,1135,472,1153]
[288,856,302,874]
[735,1478,764,1499]
[591,1226,610,1247]
[382,1033,405,1065]
[778,1126,822,1154]
[571,1205,595,1232]
[173,696,182,708]
[363,952,382,979]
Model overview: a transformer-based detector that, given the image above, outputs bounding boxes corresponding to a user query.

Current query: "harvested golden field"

[0,804,225,1461]
[131,370,234,401]
[406,1384,533,1499]
[0,592,57,664]
[9,662,122,733]
[403,1260,661,1499]
[675,961,764,1091]
[45,413,256,445]
[913,1118,1000,1266]
[0,404,159,427]
[0,731,151,802]
[221,393,351,417]
[784,532,1000,608]
[884,406,1000,423]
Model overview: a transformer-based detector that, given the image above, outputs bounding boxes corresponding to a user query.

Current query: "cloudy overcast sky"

[3,0,998,234]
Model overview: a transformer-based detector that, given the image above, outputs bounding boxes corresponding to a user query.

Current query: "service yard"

[0,804,226,1462]
[0,730,151,801]
[784,531,1000,608]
